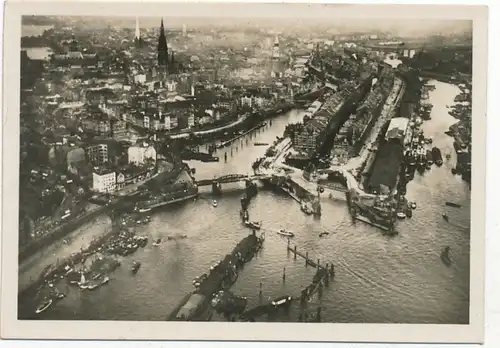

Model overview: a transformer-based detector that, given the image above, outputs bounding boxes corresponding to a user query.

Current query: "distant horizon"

[22,13,472,38]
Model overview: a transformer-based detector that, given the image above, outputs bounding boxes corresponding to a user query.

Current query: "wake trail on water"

[333,243,426,302]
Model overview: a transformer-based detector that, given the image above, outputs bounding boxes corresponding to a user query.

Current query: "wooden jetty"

[286,241,336,305]
[286,241,327,270]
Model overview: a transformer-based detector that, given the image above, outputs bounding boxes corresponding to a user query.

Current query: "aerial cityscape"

[18,14,472,324]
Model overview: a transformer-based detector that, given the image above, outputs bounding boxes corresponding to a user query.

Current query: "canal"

[32,82,470,324]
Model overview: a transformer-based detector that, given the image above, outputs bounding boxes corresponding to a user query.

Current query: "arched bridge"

[196,173,271,186]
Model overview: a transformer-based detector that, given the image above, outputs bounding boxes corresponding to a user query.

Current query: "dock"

[239,243,335,321]
[354,215,391,232]
[167,231,264,321]
[287,242,327,270]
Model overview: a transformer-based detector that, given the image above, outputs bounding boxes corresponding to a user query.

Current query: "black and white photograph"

[1,1,487,343]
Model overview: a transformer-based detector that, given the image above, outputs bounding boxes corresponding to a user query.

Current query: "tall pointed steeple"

[134,17,143,48]
[135,17,140,40]
[158,17,169,68]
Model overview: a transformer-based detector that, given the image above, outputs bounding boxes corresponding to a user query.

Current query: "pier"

[167,231,264,321]
[287,243,329,270]
[240,243,335,321]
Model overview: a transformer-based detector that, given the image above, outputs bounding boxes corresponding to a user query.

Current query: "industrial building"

[385,117,410,144]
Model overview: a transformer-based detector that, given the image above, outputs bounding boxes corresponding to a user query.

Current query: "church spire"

[134,17,143,48]
[158,17,169,68]
[135,17,140,40]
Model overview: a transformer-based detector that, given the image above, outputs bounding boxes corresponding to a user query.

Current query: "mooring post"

[294,245,297,260]
[283,267,286,281]
[317,259,320,269]
[305,251,309,266]
[259,282,263,297]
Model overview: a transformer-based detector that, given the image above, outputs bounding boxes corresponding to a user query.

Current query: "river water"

[37,81,470,324]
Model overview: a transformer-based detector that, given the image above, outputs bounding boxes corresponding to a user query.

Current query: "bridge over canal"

[195,173,272,187]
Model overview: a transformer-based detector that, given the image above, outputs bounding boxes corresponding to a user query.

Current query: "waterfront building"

[85,144,109,165]
[116,166,154,190]
[128,143,157,165]
[92,168,116,193]
[293,124,322,154]
[385,117,410,144]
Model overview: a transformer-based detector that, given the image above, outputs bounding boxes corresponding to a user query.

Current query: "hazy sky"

[23,3,473,38]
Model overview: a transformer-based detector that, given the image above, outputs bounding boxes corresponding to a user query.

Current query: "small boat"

[87,283,99,290]
[277,229,294,238]
[245,221,262,230]
[138,207,151,213]
[271,295,293,307]
[301,202,313,215]
[56,293,65,299]
[410,202,417,209]
[212,200,218,207]
[319,232,329,238]
[101,276,110,285]
[396,211,406,219]
[426,150,433,167]
[200,156,220,162]
[254,142,269,146]
[445,202,462,208]
[35,299,53,314]
[442,213,449,222]
[78,273,88,289]
[441,246,451,266]
[131,261,141,274]
[432,147,443,166]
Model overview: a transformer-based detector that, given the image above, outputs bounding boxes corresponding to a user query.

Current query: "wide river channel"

[28,80,470,323]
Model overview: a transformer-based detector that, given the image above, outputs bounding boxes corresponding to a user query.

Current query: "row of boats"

[36,272,111,314]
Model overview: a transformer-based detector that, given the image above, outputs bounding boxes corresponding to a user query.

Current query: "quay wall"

[18,215,118,301]
[19,205,109,263]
